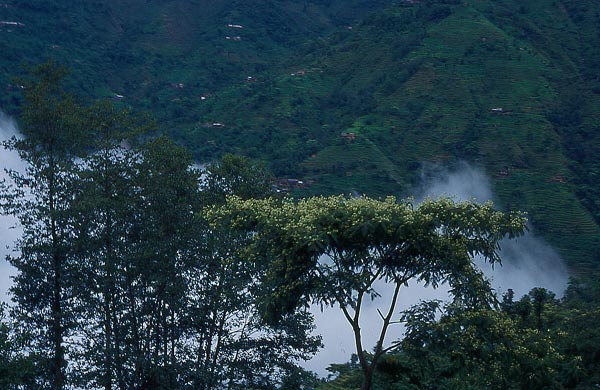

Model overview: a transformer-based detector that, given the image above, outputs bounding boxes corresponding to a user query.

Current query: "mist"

[0,114,570,376]
[304,161,569,376]
[414,161,569,298]
[0,111,22,302]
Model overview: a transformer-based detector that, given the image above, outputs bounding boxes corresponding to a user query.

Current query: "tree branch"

[373,280,402,361]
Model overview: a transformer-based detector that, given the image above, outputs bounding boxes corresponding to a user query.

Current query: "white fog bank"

[0,111,22,302]
[414,161,569,298]
[305,161,569,376]
[0,113,570,377]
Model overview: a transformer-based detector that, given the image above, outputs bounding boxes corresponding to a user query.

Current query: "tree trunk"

[102,157,114,390]
[50,160,65,390]
[361,366,375,390]
[103,276,113,390]
[51,250,65,390]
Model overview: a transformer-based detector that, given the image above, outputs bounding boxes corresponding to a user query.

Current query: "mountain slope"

[189,0,600,269]
[1,0,600,269]
[0,0,394,117]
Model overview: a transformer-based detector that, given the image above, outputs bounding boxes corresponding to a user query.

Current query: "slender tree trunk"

[51,250,65,390]
[125,271,143,383]
[348,290,373,390]
[359,280,403,390]
[49,158,65,390]
[103,216,114,390]
[361,367,375,390]
[103,293,113,390]
[114,304,126,390]
[170,309,176,368]
[102,154,114,390]
[103,275,114,390]
[353,321,373,390]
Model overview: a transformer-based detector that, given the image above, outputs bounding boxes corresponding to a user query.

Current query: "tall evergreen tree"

[0,61,88,389]
[129,136,202,387]
[70,101,152,389]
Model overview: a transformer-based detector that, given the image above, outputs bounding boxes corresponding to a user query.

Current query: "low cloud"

[414,161,569,297]
[0,111,22,303]
[415,161,495,203]
[305,161,569,376]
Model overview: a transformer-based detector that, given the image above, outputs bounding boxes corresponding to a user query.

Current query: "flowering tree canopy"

[212,195,526,390]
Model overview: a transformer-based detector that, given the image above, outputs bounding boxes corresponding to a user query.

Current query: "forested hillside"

[0,0,393,116]
[189,0,600,270]
[2,0,599,269]
[2,1,600,387]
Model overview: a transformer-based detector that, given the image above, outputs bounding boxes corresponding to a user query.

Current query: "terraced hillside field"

[2,0,600,270]
[190,0,600,269]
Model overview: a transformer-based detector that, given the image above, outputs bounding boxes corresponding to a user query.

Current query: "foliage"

[396,300,580,389]
[213,195,525,317]
[186,0,600,269]
[0,64,321,388]
[212,194,526,389]
[322,279,600,390]
[3,0,600,269]
[188,156,321,389]
[0,0,395,120]
[0,303,39,388]
[202,153,273,204]
[1,61,89,389]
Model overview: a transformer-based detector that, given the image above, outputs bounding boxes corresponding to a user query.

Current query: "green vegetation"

[0,0,394,120]
[1,64,321,389]
[187,0,600,270]
[2,58,600,389]
[0,65,533,389]
[2,0,600,268]
[322,284,600,389]
[212,195,526,390]
[3,0,600,386]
